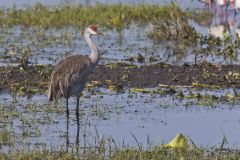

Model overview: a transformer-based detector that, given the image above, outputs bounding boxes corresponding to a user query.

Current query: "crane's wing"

[48,55,91,103]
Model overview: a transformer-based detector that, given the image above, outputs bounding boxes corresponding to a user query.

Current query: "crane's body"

[48,55,96,101]
[48,25,102,117]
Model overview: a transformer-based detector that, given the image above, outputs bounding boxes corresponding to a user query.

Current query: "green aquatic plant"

[0,129,14,147]
[0,3,209,31]
[148,3,198,41]
[188,9,213,26]
[19,48,31,69]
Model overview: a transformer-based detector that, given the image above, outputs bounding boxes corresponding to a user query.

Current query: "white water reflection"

[200,0,240,37]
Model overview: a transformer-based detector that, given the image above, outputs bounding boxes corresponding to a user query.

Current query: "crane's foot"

[66,98,69,117]
[66,108,70,117]
[75,110,79,119]
[76,97,80,122]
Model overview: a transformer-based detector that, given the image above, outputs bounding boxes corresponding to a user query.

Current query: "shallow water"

[0,23,239,67]
[0,0,203,9]
[0,1,240,66]
[1,88,240,151]
[1,0,240,153]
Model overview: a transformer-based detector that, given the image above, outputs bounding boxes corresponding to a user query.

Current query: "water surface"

[0,0,240,153]
[1,88,240,151]
[0,0,203,9]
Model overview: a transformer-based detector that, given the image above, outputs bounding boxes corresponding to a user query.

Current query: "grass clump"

[111,147,240,160]
[0,151,75,160]
[0,129,14,147]
[0,130,239,160]
[148,3,198,41]
[0,3,208,31]
[0,147,240,160]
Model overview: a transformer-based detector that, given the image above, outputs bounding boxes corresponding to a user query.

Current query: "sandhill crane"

[48,24,103,119]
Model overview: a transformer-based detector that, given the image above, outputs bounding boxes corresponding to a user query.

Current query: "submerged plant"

[0,129,14,147]
[19,48,31,69]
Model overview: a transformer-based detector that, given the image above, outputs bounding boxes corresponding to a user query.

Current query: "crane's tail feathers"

[48,81,55,102]
[48,88,58,105]
[48,81,60,104]
[48,86,54,101]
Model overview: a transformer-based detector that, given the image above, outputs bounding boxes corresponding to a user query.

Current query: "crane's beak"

[97,32,103,35]
[98,32,107,38]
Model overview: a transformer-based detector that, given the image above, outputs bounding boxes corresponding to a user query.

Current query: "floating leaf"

[7,51,17,55]
[105,80,112,84]
[131,88,152,94]
[163,133,189,150]
[92,81,100,84]
[108,85,116,91]
[226,93,235,99]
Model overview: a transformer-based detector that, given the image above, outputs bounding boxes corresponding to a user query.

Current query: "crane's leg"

[66,109,69,151]
[66,97,69,151]
[76,97,80,145]
[66,98,69,116]
[76,97,80,119]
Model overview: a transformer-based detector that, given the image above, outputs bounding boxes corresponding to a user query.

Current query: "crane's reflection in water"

[65,113,80,152]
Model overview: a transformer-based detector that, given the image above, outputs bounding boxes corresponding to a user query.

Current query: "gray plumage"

[48,24,102,117]
[48,55,93,102]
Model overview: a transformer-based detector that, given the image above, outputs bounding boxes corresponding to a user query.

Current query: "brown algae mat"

[0,62,240,94]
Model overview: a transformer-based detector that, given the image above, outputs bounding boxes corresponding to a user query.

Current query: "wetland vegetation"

[0,3,209,29]
[1,1,240,159]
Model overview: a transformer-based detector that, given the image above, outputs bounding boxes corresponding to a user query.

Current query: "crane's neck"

[84,32,99,64]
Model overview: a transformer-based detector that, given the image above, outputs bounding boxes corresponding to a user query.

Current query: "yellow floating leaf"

[124,66,137,69]
[131,88,151,93]
[108,85,116,91]
[91,81,100,85]
[19,87,25,92]
[105,80,112,84]
[233,73,240,78]
[7,51,17,55]
[226,93,235,99]
[86,83,93,87]
[28,88,39,94]
[192,82,209,88]
[163,133,189,150]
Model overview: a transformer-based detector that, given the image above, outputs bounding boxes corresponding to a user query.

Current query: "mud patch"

[0,62,240,94]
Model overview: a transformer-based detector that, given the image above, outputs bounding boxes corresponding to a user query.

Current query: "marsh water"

[1,88,240,151]
[0,0,204,9]
[1,0,240,152]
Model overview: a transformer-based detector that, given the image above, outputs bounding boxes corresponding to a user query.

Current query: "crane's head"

[86,24,102,35]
